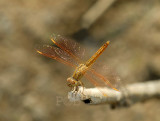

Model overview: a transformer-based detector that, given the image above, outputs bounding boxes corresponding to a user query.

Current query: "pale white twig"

[68,80,160,107]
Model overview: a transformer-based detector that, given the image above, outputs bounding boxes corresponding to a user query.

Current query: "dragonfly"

[36,34,120,96]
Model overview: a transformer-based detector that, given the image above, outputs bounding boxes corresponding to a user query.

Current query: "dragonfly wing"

[85,64,121,91]
[84,73,111,96]
[36,45,77,68]
[51,34,85,62]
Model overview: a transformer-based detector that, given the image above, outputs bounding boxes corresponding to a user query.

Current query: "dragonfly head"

[67,77,77,87]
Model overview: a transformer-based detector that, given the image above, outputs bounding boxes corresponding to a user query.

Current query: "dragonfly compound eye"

[67,77,75,85]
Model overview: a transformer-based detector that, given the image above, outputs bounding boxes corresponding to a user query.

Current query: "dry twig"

[68,80,160,108]
[81,0,117,28]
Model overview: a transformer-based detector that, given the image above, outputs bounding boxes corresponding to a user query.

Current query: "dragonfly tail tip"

[106,41,110,45]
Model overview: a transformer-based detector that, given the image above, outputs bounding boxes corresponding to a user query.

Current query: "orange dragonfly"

[36,34,120,95]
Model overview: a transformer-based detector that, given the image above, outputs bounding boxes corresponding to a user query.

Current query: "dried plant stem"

[81,0,117,28]
[68,80,160,107]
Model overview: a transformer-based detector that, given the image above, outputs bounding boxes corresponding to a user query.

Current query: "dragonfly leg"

[72,85,79,93]
[71,81,84,96]
[78,81,85,96]
[72,86,76,92]
[72,86,79,97]
[71,86,74,97]
[71,86,76,97]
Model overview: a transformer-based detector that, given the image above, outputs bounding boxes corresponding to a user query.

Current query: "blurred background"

[0,0,160,121]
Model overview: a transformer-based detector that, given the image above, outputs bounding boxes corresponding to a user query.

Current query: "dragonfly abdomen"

[85,41,110,67]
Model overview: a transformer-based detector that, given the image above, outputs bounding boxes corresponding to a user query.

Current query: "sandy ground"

[0,0,160,121]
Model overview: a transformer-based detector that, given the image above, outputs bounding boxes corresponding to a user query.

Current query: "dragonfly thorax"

[72,64,88,81]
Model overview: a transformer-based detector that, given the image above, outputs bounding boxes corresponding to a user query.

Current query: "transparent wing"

[84,73,109,96]
[51,34,85,63]
[36,45,78,68]
[85,63,121,91]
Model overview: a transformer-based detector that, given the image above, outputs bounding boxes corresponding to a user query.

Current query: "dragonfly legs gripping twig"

[71,81,85,97]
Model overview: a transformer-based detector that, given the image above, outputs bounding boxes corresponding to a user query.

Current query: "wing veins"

[36,49,76,68]
[84,73,108,96]
[51,37,82,64]
[88,69,119,91]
